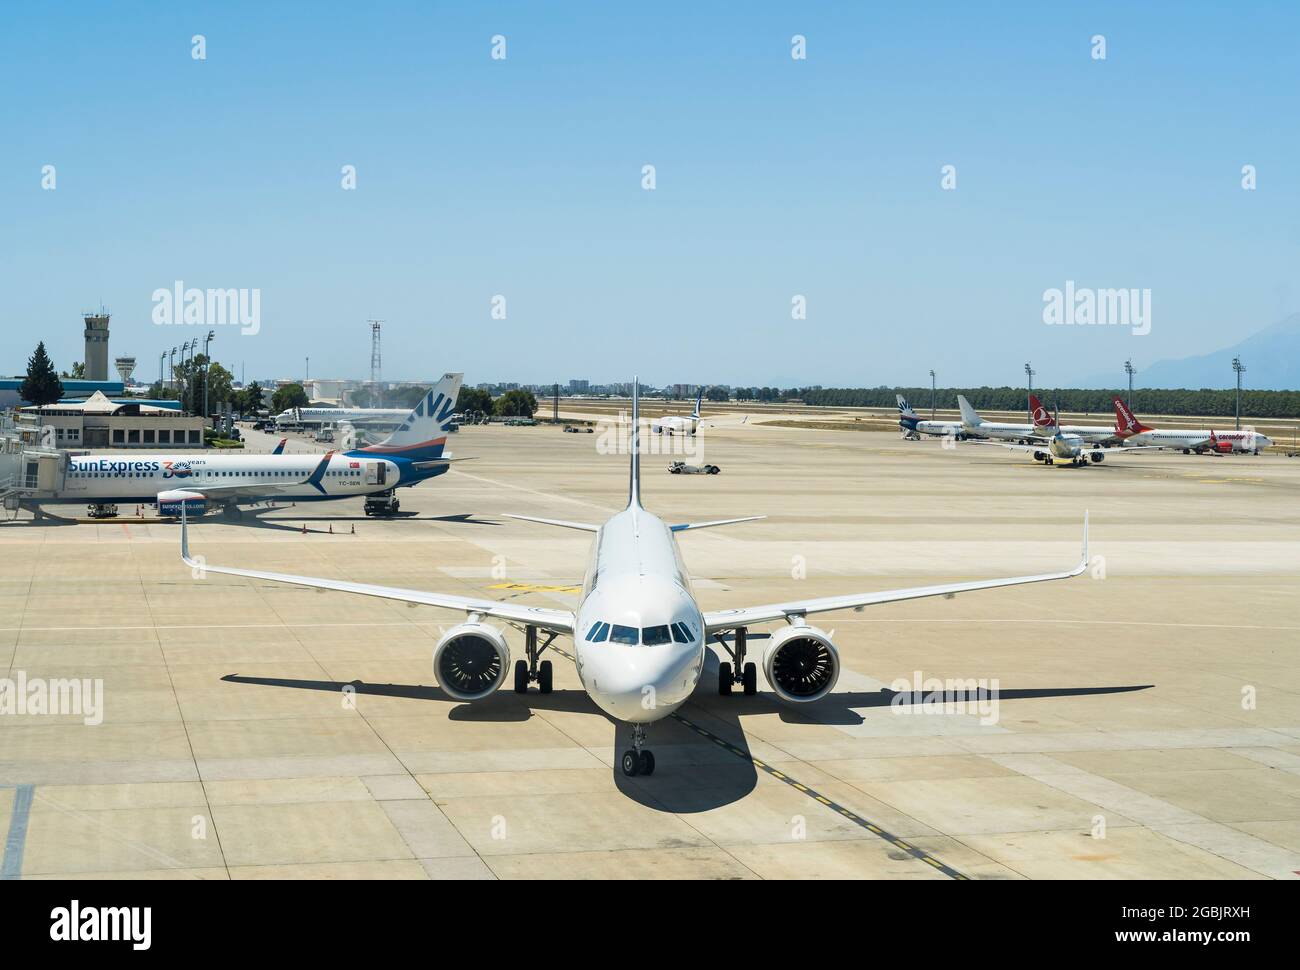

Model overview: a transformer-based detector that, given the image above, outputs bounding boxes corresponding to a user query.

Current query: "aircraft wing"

[179,507,575,633]
[703,513,1089,632]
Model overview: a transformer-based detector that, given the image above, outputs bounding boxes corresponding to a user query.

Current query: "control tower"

[83,312,110,381]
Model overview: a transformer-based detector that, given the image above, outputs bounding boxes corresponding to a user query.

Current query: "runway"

[1,419,1298,879]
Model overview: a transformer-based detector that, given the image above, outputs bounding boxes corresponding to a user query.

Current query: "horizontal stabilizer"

[669,515,765,533]
[503,513,601,533]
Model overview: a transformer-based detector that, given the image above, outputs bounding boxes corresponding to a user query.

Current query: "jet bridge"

[0,415,66,515]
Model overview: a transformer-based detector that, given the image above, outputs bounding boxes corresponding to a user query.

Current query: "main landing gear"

[716,627,758,696]
[621,724,655,777]
[513,625,556,694]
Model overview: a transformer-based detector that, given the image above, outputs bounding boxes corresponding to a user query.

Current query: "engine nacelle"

[1089,451,1105,463]
[433,622,510,701]
[157,490,208,517]
[763,625,840,703]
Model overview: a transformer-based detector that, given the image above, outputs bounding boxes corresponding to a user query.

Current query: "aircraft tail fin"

[957,394,983,427]
[1112,395,1152,437]
[1029,394,1055,432]
[629,378,642,508]
[691,387,704,421]
[349,373,462,462]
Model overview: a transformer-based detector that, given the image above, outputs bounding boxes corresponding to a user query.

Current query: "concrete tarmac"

[1,420,1298,879]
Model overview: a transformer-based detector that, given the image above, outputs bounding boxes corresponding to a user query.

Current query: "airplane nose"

[581,644,703,723]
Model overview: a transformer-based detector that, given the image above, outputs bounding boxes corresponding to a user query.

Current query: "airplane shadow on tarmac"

[220,660,1152,814]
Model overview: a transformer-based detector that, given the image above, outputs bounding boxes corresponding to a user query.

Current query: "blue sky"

[2,1,1297,389]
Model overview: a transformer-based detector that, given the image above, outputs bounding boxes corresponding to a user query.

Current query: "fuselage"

[277,407,410,428]
[969,419,1115,444]
[47,451,439,505]
[573,506,707,724]
[1120,428,1272,453]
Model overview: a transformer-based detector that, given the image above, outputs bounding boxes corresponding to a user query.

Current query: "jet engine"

[157,490,208,517]
[1089,452,1105,463]
[763,625,840,703]
[433,622,510,700]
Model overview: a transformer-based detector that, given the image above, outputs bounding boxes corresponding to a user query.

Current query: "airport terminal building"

[20,391,206,449]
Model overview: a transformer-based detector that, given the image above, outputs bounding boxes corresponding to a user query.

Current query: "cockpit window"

[608,624,638,645]
[585,621,602,641]
[592,622,609,642]
[671,623,691,644]
[642,625,672,646]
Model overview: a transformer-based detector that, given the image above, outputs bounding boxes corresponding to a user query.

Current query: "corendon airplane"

[1112,396,1273,454]
[650,387,705,436]
[47,373,463,519]
[958,394,1117,445]
[181,379,1091,778]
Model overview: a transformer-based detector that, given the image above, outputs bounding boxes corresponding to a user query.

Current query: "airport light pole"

[1232,356,1245,430]
[1024,362,1035,421]
[929,369,936,420]
[203,330,214,419]
[169,346,177,391]
[159,352,166,388]
[1124,359,1135,410]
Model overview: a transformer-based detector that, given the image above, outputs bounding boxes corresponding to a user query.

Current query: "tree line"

[787,386,1300,419]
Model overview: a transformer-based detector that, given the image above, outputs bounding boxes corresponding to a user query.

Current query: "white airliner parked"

[651,388,705,436]
[276,405,412,430]
[45,374,464,519]
[958,394,1117,445]
[896,395,964,439]
[1113,397,1273,454]
[181,379,1090,777]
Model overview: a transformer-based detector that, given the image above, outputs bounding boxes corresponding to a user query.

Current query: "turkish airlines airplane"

[651,388,705,436]
[1112,396,1273,454]
[45,373,463,519]
[181,379,1090,778]
[974,405,1163,466]
[958,394,1117,444]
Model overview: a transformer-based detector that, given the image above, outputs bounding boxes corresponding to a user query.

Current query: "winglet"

[1078,510,1090,574]
[272,438,287,455]
[180,503,194,566]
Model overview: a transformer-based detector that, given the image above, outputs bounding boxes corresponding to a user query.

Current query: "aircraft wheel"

[638,751,655,776]
[621,750,640,777]
[538,660,553,694]
[513,659,528,693]
[718,662,733,696]
[742,662,757,695]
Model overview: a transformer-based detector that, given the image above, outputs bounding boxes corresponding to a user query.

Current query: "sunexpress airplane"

[42,373,463,519]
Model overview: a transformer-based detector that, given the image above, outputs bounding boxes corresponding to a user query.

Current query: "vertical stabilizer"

[629,378,642,508]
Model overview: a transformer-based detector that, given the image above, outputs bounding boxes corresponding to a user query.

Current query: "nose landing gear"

[620,724,655,777]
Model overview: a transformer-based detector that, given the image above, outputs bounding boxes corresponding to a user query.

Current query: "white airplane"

[651,388,705,436]
[1113,396,1273,454]
[43,374,464,519]
[276,405,413,430]
[181,379,1091,778]
[896,395,964,439]
[958,394,1117,445]
[973,406,1162,466]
